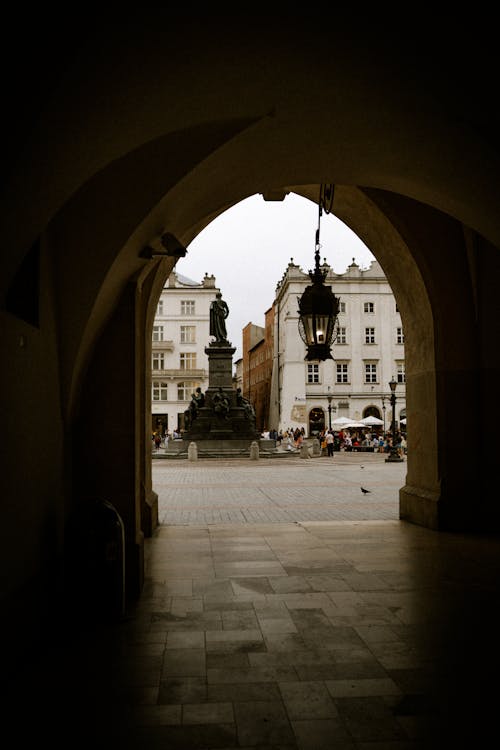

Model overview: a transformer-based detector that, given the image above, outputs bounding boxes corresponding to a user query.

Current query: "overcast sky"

[176,193,375,361]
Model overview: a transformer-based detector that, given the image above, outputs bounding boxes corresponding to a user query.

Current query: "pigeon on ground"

[360,487,371,494]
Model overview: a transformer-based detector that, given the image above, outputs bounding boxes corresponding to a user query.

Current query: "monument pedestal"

[178,341,261,454]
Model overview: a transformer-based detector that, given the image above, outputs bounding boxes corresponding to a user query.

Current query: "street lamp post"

[381,395,386,435]
[326,387,336,431]
[385,377,404,463]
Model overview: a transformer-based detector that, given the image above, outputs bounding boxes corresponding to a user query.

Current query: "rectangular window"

[152,380,168,401]
[180,325,196,343]
[397,327,404,344]
[337,326,347,344]
[336,363,348,383]
[156,300,164,316]
[152,325,164,342]
[307,364,320,383]
[339,301,346,313]
[365,363,377,383]
[152,352,164,370]
[177,381,199,400]
[365,327,376,344]
[364,302,374,313]
[181,300,195,315]
[180,352,197,370]
[397,362,406,383]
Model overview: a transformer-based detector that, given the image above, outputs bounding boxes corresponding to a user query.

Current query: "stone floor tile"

[204,599,255,611]
[368,642,427,670]
[213,549,278,562]
[287,608,333,627]
[284,565,353,577]
[355,625,401,644]
[339,572,391,591]
[208,666,298,684]
[152,610,223,631]
[216,562,287,577]
[335,696,409,741]
[182,701,234,725]
[230,577,275,596]
[158,676,207,704]
[305,574,352,592]
[279,681,339,719]
[325,677,402,698]
[162,648,206,677]
[327,592,367,607]
[221,609,260,630]
[233,700,296,746]
[206,652,250,669]
[258,617,298,635]
[131,704,182,726]
[170,596,204,614]
[248,651,336,668]
[206,628,263,645]
[295,660,388,681]
[166,631,205,649]
[273,592,336,609]
[268,576,313,593]
[254,600,289,615]
[263,633,309,651]
[291,718,354,749]
[192,579,234,597]
[207,682,283,703]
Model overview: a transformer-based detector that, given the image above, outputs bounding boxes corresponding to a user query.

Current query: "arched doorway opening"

[3,21,500,674]
[308,407,325,437]
[363,405,383,420]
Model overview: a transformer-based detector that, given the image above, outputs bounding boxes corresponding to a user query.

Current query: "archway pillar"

[72,271,161,606]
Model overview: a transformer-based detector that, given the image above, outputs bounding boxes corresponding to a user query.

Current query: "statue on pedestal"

[209,292,229,343]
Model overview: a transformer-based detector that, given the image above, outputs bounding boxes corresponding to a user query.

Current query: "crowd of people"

[261,426,407,457]
[317,427,407,457]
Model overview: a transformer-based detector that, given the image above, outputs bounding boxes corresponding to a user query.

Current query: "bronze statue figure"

[213,387,230,419]
[209,292,229,343]
[236,387,255,421]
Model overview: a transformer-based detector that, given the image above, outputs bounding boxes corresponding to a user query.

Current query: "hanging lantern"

[297,185,340,361]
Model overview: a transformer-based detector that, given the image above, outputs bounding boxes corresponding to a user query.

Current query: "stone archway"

[2,19,500,641]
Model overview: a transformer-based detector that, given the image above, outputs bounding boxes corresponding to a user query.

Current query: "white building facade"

[151,272,220,435]
[269,258,406,436]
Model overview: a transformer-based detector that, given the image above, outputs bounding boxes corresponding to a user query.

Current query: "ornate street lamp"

[385,377,404,463]
[298,185,341,361]
[381,395,386,434]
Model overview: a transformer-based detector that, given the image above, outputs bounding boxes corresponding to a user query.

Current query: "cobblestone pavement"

[152,452,407,525]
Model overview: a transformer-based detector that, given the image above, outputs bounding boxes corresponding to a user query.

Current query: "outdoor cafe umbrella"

[343,421,367,428]
[331,417,353,427]
[360,415,384,426]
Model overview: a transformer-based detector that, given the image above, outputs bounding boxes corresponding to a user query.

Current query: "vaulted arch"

[2,18,499,662]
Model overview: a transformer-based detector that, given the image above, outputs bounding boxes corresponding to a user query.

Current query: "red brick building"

[242,306,275,432]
